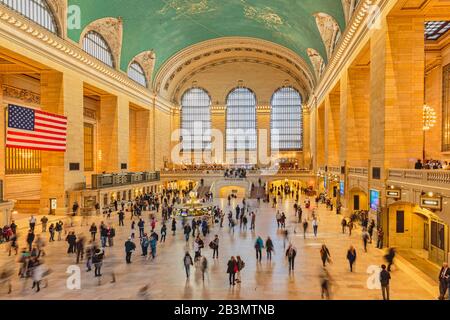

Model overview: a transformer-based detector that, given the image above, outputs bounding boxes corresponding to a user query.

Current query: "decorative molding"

[129,50,156,89]
[2,84,40,104]
[172,57,308,104]
[0,6,153,106]
[308,0,391,108]
[46,0,67,38]
[154,37,316,102]
[83,108,96,120]
[313,12,341,60]
[307,48,325,80]
[80,17,123,70]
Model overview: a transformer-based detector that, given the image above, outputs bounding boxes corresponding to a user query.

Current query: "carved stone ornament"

[80,17,123,69]
[131,51,156,88]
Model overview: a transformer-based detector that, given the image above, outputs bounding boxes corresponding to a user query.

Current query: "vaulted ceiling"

[68,0,346,77]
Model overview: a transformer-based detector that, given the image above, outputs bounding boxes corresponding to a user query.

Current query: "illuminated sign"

[386,190,401,199]
[420,197,442,210]
[340,181,345,196]
[370,189,380,211]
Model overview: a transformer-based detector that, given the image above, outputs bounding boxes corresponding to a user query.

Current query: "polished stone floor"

[0,196,439,300]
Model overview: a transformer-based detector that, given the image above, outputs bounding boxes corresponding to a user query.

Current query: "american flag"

[6,104,67,152]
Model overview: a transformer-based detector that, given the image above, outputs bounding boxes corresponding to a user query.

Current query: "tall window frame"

[82,31,114,68]
[128,61,147,87]
[270,87,303,151]
[180,87,212,152]
[226,87,257,151]
[0,0,58,34]
[84,123,94,172]
[442,63,450,151]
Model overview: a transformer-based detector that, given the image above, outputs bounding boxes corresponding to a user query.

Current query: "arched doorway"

[348,188,368,212]
[388,202,448,265]
[219,186,246,198]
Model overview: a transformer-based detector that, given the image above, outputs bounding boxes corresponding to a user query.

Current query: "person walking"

[380,264,391,300]
[227,256,238,286]
[320,267,332,300]
[100,223,108,248]
[183,252,194,279]
[160,224,167,243]
[125,237,136,264]
[66,232,77,254]
[26,229,35,252]
[92,248,104,277]
[286,244,297,273]
[377,228,384,249]
[40,216,48,233]
[302,219,308,239]
[118,211,125,227]
[184,224,192,243]
[266,237,274,261]
[29,215,36,232]
[320,245,331,267]
[200,256,208,281]
[384,248,396,272]
[312,216,319,237]
[210,235,219,259]
[236,256,245,284]
[149,233,157,259]
[48,224,55,242]
[75,235,85,263]
[89,223,97,241]
[438,262,450,300]
[171,217,177,236]
[107,226,116,247]
[346,246,357,272]
[138,219,145,238]
[55,221,63,241]
[348,220,354,236]
[341,218,347,234]
[255,236,264,263]
[362,228,370,252]
[141,233,149,257]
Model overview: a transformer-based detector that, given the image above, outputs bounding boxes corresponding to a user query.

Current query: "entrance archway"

[219,186,246,198]
[348,188,368,212]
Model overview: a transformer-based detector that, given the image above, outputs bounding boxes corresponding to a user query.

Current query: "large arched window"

[271,87,303,151]
[128,62,147,87]
[0,0,58,34]
[82,31,114,67]
[226,87,257,151]
[181,88,211,151]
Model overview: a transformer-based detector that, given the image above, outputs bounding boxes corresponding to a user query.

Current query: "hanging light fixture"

[423,104,437,131]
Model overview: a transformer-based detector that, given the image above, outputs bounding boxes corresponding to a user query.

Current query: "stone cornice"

[308,0,391,109]
[0,4,154,107]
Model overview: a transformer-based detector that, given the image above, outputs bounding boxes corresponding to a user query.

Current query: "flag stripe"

[35,116,67,125]
[35,109,67,120]
[34,122,66,131]
[7,138,66,147]
[34,128,66,136]
[7,131,67,141]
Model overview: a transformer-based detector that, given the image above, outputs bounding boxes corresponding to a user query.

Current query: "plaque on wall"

[420,197,442,211]
[386,189,401,199]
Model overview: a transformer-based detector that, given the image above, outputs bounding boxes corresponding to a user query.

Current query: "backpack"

[209,241,216,249]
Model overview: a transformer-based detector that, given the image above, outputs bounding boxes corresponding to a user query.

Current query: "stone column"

[370,16,424,172]
[133,109,152,172]
[211,107,225,164]
[256,107,271,167]
[98,95,129,172]
[325,89,340,167]
[317,104,326,168]
[40,71,84,215]
[340,67,370,167]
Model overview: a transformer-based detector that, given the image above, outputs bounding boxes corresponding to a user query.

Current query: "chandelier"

[423,104,437,131]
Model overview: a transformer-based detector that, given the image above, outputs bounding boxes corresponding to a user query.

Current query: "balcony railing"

[348,167,369,177]
[91,172,160,190]
[387,169,450,186]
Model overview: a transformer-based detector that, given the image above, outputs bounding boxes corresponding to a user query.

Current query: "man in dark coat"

[125,238,136,264]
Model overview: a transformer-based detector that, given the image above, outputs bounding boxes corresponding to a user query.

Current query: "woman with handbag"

[320,245,331,267]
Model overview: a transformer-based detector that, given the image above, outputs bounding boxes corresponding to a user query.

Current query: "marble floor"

[0,196,439,300]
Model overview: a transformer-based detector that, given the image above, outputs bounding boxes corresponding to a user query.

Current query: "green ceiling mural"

[67,0,346,76]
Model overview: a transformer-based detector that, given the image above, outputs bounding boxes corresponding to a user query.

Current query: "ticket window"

[430,220,448,264]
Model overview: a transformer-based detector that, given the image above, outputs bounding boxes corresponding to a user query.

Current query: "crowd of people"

[0,182,446,301]
[415,159,450,170]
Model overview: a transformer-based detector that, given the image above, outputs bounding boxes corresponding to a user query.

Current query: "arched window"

[0,0,58,34]
[82,31,114,67]
[128,62,147,87]
[181,88,211,151]
[271,87,303,151]
[226,87,257,151]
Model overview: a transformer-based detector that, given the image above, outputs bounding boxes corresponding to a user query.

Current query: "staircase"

[197,186,211,198]
[250,186,266,199]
